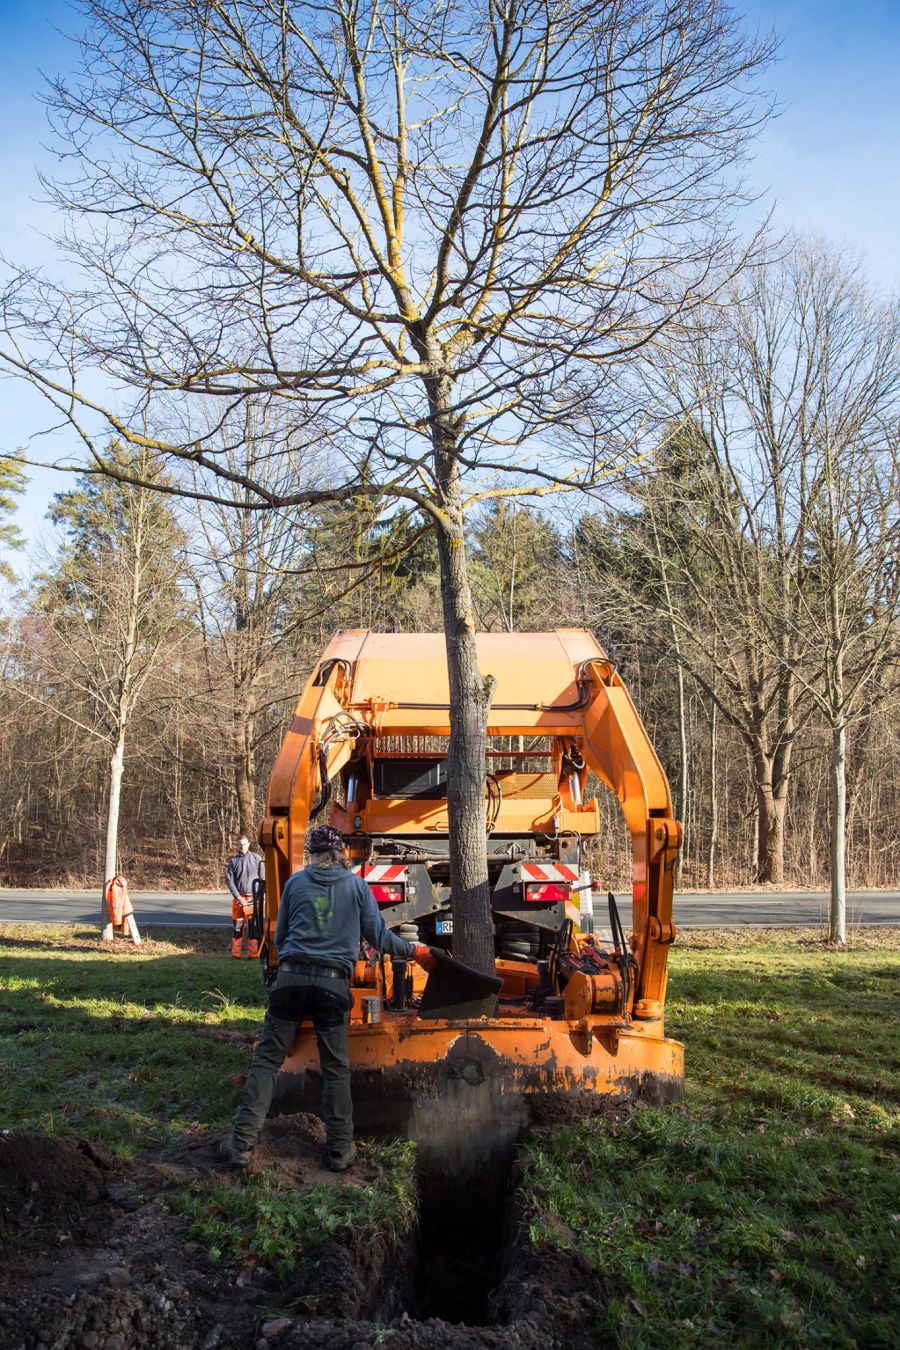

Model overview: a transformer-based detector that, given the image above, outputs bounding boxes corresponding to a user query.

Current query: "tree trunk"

[100,523,141,934]
[235,683,257,839]
[100,731,126,938]
[674,662,688,889]
[707,693,718,888]
[754,767,786,884]
[427,364,495,974]
[434,506,496,973]
[829,719,847,944]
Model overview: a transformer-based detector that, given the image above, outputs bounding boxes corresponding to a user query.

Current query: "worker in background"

[220,824,436,1173]
[226,834,264,959]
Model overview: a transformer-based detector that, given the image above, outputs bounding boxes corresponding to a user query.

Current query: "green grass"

[0,924,266,1153]
[521,931,900,1349]
[174,1139,417,1278]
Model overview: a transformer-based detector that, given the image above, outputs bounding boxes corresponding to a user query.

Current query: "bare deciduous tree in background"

[767,246,900,941]
[576,238,900,906]
[8,451,187,929]
[185,410,331,838]
[1,0,771,968]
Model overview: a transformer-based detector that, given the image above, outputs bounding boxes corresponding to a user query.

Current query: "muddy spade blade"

[417,949,503,1020]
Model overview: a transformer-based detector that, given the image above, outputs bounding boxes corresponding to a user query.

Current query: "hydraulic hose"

[608,891,634,1020]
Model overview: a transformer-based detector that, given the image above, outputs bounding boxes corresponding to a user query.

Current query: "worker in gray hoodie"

[221,824,435,1172]
[226,835,264,959]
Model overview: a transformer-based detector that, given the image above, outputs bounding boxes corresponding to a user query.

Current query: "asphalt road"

[0,888,897,928]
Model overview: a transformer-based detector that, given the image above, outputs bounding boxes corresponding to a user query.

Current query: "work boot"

[219,1133,253,1168]
[327,1143,357,1173]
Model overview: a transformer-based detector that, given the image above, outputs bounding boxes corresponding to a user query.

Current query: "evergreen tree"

[0,453,27,582]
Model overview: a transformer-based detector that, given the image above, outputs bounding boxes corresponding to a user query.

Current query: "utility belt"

[279,959,348,981]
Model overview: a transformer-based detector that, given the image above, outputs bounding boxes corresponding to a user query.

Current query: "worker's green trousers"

[232,970,353,1157]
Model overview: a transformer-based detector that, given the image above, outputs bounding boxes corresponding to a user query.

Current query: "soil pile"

[0,1133,115,1242]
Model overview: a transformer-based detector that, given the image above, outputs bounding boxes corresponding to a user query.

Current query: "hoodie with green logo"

[274,864,416,973]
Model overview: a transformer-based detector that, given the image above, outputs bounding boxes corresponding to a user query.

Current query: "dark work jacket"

[275,864,416,974]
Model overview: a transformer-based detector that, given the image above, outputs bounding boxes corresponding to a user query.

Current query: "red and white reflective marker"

[519,862,579,882]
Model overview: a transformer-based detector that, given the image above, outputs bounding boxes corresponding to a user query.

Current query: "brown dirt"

[0,1113,612,1350]
[0,1129,260,1350]
[0,1134,116,1236]
[160,1113,384,1193]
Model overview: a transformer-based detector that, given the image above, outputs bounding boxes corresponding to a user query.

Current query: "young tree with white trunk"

[18,452,187,931]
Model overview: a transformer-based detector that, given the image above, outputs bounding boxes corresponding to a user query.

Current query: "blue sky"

[1,0,898,547]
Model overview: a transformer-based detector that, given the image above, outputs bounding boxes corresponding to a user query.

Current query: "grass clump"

[175,1139,417,1277]
[521,933,900,1349]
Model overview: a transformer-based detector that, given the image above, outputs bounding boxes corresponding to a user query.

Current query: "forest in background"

[2,246,897,895]
[1,483,896,894]
[1,498,896,892]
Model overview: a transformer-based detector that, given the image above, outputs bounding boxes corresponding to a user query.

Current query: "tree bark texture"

[428,367,495,974]
[100,731,126,938]
[436,514,496,974]
[754,760,787,885]
[675,661,688,890]
[234,685,257,839]
[707,692,718,888]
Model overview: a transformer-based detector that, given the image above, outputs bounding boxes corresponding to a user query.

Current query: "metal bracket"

[648,916,677,944]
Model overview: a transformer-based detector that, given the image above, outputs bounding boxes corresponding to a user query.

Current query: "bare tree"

[10,451,187,927]
[812,436,900,940]
[773,247,900,941]
[184,411,330,838]
[578,240,900,895]
[2,0,771,968]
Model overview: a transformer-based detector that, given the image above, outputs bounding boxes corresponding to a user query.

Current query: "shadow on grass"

[0,948,270,1153]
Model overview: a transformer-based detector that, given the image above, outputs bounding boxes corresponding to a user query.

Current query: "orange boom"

[256,630,682,1155]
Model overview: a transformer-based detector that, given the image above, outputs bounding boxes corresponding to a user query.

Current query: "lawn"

[0,924,265,1153]
[522,928,900,1348]
[1,922,898,1346]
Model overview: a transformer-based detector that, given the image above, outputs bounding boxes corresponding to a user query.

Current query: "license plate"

[435,919,453,935]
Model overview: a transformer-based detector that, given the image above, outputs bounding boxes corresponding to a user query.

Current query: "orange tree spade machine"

[253,630,682,1164]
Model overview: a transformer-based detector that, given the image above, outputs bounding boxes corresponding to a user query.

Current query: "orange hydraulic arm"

[576,654,681,1010]
[258,629,680,1008]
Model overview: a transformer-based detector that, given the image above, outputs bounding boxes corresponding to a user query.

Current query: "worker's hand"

[414,944,438,973]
